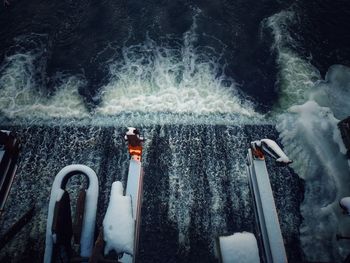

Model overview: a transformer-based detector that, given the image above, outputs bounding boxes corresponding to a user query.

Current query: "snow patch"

[103,181,135,256]
[219,232,260,263]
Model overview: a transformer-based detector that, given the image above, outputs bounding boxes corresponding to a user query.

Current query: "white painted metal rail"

[247,149,288,263]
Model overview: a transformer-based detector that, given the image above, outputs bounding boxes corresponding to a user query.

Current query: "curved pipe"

[60,170,90,190]
[251,139,292,165]
[44,165,99,263]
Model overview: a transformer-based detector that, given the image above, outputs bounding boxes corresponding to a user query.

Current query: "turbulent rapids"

[0,17,302,262]
[0,20,260,122]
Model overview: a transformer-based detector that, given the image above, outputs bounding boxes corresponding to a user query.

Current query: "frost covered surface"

[103,181,135,256]
[219,232,259,263]
[277,65,350,261]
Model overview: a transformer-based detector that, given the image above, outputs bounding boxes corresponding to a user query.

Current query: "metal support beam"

[247,148,287,263]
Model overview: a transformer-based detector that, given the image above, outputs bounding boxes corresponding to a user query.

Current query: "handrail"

[247,147,288,263]
[44,165,99,263]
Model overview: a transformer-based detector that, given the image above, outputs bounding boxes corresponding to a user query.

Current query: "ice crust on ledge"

[103,181,135,256]
[219,232,260,263]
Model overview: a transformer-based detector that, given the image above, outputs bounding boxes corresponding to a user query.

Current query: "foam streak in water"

[0,52,88,119]
[277,65,350,262]
[267,8,350,261]
[264,10,320,112]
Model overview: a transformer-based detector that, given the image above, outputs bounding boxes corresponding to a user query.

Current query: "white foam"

[267,8,350,261]
[167,132,194,249]
[264,10,320,112]
[0,52,88,119]
[276,66,350,261]
[0,27,262,124]
[309,65,350,120]
[95,22,259,118]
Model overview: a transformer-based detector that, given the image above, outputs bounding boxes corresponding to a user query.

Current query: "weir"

[0,124,303,262]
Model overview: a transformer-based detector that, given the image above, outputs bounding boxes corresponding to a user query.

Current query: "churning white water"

[0,18,270,262]
[0,19,261,125]
[267,8,350,262]
[95,31,256,117]
[263,10,321,112]
[0,47,89,119]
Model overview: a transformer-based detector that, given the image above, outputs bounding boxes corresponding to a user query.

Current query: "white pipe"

[44,164,99,263]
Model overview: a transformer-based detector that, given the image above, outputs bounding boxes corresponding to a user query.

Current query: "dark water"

[0,0,287,111]
[291,0,350,76]
[0,124,303,262]
[1,0,349,110]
